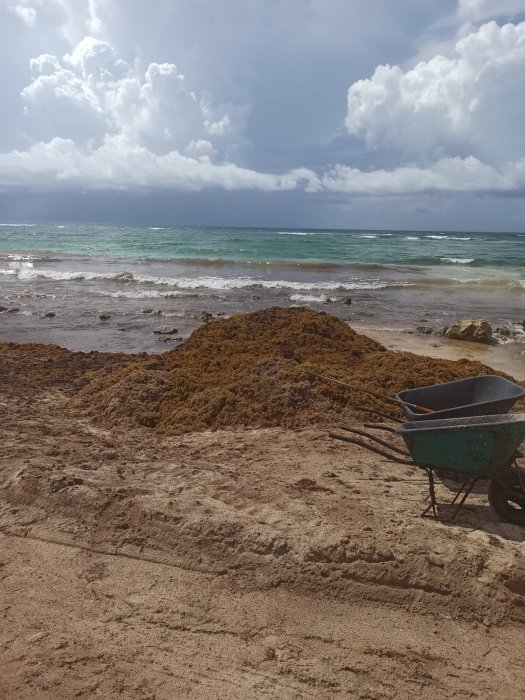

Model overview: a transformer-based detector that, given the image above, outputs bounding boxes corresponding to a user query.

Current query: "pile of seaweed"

[73,307,505,433]
[0,341,134,397]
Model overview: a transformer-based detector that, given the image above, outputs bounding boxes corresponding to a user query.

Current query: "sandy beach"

[1,307,525,699]
[2,0,525,695]
[355,325,525,381]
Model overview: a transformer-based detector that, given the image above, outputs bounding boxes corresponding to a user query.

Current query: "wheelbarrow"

[396,375,525,422]
[329,413,525,525]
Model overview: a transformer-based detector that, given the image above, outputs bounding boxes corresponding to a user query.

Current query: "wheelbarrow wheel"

[488,467,525,526]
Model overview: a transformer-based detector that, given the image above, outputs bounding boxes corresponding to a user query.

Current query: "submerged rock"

[444,319,494,344]
[153,325,178,335]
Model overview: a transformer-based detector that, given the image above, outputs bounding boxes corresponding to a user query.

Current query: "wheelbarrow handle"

[339,425,410,457]
[329,432,414,466]
[316,374,434,414]
[400,400,434,414]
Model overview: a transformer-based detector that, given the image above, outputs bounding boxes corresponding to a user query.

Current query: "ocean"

[0,222,524,352]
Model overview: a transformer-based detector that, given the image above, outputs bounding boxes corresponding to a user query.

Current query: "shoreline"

[1,312,524,380]
[354,325,525,380]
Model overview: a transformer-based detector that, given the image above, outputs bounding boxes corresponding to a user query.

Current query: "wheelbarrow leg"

[420,471,482,521]
[421,469,438,518]
[449,477,482,521]
[450,475,474,505]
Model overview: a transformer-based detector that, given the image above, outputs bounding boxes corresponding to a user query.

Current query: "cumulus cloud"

[322,156,525,195]
[8,3,37,26]
[20,36,242,155]
[345,21,525,166]
[1,1,525,204]
[0,32,301,192]
[0,134,321,192]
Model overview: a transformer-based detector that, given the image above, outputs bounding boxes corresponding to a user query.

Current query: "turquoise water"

[0,222,524,269]
[0,222,523,352]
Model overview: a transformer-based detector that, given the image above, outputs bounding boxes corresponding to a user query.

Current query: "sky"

[0,0,525,230]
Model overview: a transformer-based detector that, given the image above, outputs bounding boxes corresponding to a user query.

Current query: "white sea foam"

[148,227,166,230]
[277,231,316,236]
[440,257,475,264]
[6,254,39,261]
[0,222,35,227]
[5,266,392,292]
[453,276,525,289]
[290,293,328,303]
[360,234,377,238]
[405,236,420,240]
[96,289,187,299]
[425,235,449,239]
[4,264,523,294]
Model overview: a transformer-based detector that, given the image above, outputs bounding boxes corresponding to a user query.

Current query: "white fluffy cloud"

[1,1,525,204]
[322,156,525,195]
[8,3,37,26]
[345,21,525,165]
[0,31,310,191]
[20,36,243,155]
[0,134,321,192]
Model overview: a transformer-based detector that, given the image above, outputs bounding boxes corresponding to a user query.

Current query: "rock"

[342,297,352,305]
[416,326,433,335]
[495,326,511,336]
[142,308,154,314]
[251,295,261,300]
[200,312,213,322]
[7,307,19,313]
[443,319,494,344]
[43,312,56,318]
[0,306,7,312]
[99,313,111,321]
[153,325,178,335]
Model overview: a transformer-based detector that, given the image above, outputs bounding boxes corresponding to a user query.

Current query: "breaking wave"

[440,257,475,264]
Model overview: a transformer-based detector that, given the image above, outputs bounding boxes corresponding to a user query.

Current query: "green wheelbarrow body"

[396,414,525,477]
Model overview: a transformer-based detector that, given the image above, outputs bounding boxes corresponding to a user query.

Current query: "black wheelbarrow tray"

[396,375,525,422]
[329,413,525,524]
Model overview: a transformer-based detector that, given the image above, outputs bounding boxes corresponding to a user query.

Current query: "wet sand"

[355,325,525,380]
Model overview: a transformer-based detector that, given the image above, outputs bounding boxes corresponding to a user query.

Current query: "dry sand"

[1,309,525,699]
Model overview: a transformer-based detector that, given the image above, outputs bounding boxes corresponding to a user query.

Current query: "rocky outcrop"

[443,319,494,344]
